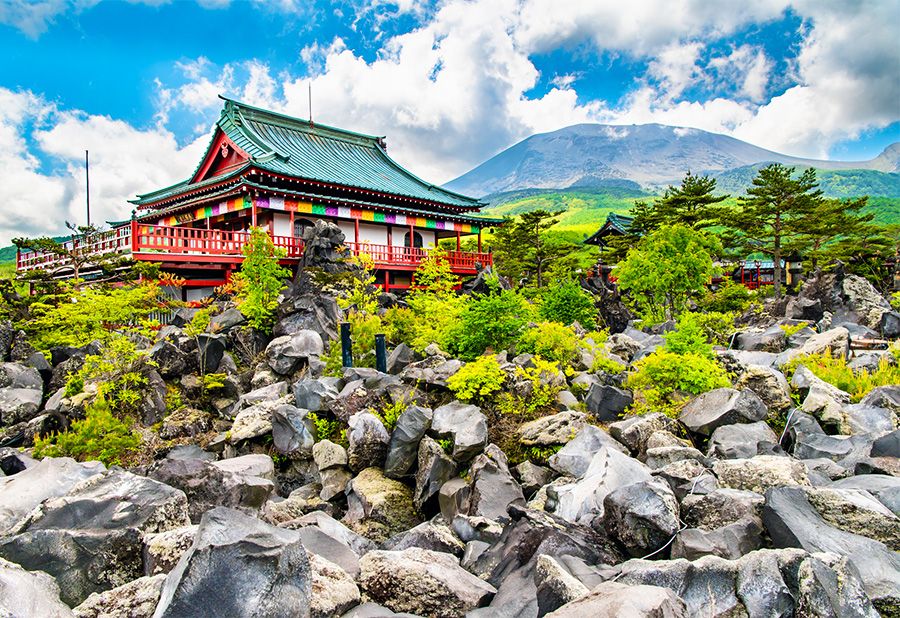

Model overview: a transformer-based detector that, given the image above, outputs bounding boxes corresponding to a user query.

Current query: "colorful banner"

[155,194,481,233]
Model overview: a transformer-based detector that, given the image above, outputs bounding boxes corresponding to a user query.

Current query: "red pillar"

[477,229,482,253]
[131,219,139,253]
[251,203,257,228]
[456,230,461,251]
[354,217,360,245]
[383,271,390,291]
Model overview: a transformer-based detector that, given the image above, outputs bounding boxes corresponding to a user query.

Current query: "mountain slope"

[447,123,899,197]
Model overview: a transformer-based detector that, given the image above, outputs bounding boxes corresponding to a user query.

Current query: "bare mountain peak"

[446,123,894,197]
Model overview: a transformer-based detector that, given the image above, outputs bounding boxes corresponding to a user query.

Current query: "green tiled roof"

[133,96,483,210]
[584,212,634,245]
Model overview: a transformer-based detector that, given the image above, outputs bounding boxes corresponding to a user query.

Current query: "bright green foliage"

[538,280,597,329]
[65,336,155,417]
[410,247,459,296]
[892,292,900,311]
[492,210,575,288]
[632,171,729,234]
[201,373,226,391]
[403,293,468,354]
[721,164,824,298]
[338,252,380,314]
[697,279,752,314]
[591,354,625,374]
[24,281,165,351]
[184,307,213,337]
[663,314,715,357]
[232,227,291,333]
[496,357,564,418]
[307,411,346,445]
[782,353,900,403]
[450,286,535,360]
[33,397,140,466]
[687,311,738,346]
[372,397,408,432]
[627,351,731,417]
[518,322,579,364]
[447,355,506,404]
[779,322,810,338]
[616,224,721,324]
[323,310,386,375]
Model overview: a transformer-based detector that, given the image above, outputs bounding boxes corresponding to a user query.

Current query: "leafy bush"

[518,322,579,364]
[450,287,535,360]
[403,293,468,354]
[184,307,214,337]
[779,321,810,338]
[892,291,900,311]
[410,247,459,296]
[663,314,716,357]
[626,350,731,417]
[591,354,625,374]
[697,279,752,313]
[307,411,346,445]
[323,310,387,376]
[33,397,140,466]
[232,227,291,333]
[447,355,506,404]
[65,336,155,417]
[782,353,900,402]
[616,224,721,324]
[24,281,166,351]
[372,396,408,432]
[539,280,597,330]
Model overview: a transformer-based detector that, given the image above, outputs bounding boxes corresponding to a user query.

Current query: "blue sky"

[0,0,897,243]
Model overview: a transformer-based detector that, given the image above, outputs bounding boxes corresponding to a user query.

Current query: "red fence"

[17,223,489,273]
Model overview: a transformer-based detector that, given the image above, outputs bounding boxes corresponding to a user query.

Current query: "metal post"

[375,334,387,373]
[340,322,353,368]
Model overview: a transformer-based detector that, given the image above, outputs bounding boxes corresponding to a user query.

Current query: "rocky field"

[0,261,899,617]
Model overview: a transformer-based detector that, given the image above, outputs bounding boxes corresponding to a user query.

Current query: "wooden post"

[477,229,482,253]
[354,217,360,245]
[387,225,393,261]
[251,202,257,227]
[289,210,295,235]
[409,224,414,249]
[383,271,390,291]
[456,230,461,251]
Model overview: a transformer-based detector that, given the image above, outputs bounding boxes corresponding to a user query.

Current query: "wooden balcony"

[17,223,492,277]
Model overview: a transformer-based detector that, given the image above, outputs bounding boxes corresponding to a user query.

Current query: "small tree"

[410,247,459,298]
[232,227,291,333]
[723,164,824,297]
[790,196,874,270]
[615,224,721,324]
[492,209,571,288]
[539,279,597,329]
[13,223,128,285]
[631,171,729,235]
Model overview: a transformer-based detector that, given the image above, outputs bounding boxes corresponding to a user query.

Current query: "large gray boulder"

[265,330,324,375]
[429,402,488,462]
[346,412,390,472]
[0,556,74,618]
[548,425,628,478]
[671,518,764,560]
[608,412,682,457]
[148,456,273,523]
[292,377,340,412]
[466,445,525,523]
[713,455,809,494]
[763,485,900,610]
[546,581,686,617]
[307,553,360,618]
[734,364,792,412]
[679,388,768,436]
[707,421,780,460]
[0,457,105,535]
[272,404,315,457]
[74,573,166,618]
[414,436,458,515]
[358,548,496,617]
[343,467,420,543]
[583,384,633,422]
[517,410,587,446]
[384,405,432,478]
[0,470,190,607]
[548,447,653,524]
[153,507,312,618]
[734,325,786,352]
[681,489,764,530]
[603,480,680,557]
[0,362,43,425]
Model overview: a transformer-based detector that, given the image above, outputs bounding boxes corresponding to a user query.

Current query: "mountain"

[446,123,900,198]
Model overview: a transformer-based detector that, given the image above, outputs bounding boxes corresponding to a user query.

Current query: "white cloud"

[647,41,705,100]
[0,88,206,246]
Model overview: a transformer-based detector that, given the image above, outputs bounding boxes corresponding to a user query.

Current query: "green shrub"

[447,355,506,404]
[689,311,738,346]
[779,321,810,338]
[24,281,167,351]
[697,279,752,313]
[539,280,597,330]
[892,291,900,311]
[616,224,721,324]
[65,336,155,417]
[627,351,730,417]
[323,310,386,376]
[307,411,346,444]
[33,397,140,466]
[232,227,291,333]
[403,293,468,354]
[663,314,715,357]
[782,353,900,403]
[591,354,625,374]
[450,287,535,360]
[372,396,408,432]
[185,307,213,337]
[497,357,563,418]
[518,322,579,364]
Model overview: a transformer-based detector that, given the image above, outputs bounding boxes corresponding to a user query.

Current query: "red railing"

[16,227,134,272]
[17,224,489,273]
[344,242,491,270]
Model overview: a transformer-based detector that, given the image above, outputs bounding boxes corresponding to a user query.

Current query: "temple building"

[18,97,500,298]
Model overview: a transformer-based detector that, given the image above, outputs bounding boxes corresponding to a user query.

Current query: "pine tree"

[492,209,568,288]
[790,196,874,270]
[723,164,824,298]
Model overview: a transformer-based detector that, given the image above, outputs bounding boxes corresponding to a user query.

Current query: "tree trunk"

[773,244,782,299]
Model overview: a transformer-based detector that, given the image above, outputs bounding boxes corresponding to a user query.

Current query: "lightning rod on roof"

[85,150,91,227]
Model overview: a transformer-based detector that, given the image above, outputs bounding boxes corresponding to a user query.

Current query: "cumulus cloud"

[0,88,206,246]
